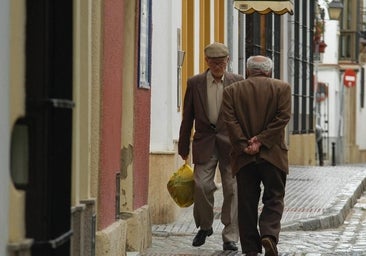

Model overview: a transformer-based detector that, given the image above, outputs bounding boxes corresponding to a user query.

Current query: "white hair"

[246,56,273,73]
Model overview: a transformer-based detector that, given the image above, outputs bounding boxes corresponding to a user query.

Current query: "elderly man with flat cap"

[178,42,244,251]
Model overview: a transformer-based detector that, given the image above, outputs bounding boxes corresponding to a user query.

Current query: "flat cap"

[204,42,229,58]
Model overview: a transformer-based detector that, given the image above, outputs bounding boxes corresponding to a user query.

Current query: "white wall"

[318,68,341,138]
[150,0,182,151]
[0,0,10,254]
[317,17,342,154]
[322,20,339,64]
[150,0,242,152]
[230,7,242,75]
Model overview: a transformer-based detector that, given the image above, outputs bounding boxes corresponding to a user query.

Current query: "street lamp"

[328,0,343,20]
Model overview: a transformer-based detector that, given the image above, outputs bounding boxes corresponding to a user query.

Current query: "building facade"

[2,0,366,256]
[148,0,319,227]
[5,1,151,256]
[317,0,366,164]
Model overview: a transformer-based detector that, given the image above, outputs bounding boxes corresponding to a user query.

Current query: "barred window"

[245,13,281,78]
[244,0,314,135]
[289,0,314,134]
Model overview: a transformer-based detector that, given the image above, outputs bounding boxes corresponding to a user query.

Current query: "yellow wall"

[288,134,317,166]
[90,0,103,200]
[72,0,94,206]
[343,84,364,163]
[181,0,195,98]
[148,149,184,224]
[214,1,225,45]
[8,0,26,243]
[199,0,211,72]
[120,0,136,212]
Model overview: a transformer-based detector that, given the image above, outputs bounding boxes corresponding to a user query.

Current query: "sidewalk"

[140,164,366,255]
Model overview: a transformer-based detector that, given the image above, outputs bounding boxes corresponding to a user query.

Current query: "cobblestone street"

[278,190,366,255]
[139,165,366,256]
[141,191,366,255]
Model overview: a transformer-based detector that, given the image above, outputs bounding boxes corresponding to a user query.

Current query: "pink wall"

[133,89,151,209]
[99,0,124,230]
[99,0,151,228]
[131,0,151,210]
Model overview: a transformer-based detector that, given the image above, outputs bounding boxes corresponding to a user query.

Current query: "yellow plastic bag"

[167,163,194,208]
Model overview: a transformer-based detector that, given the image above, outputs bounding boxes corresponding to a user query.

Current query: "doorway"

[25,1,73,255]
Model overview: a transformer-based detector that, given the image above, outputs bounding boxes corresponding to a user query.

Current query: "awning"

[234,0,294,15]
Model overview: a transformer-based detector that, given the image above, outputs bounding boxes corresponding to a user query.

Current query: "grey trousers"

[193,151,239,243]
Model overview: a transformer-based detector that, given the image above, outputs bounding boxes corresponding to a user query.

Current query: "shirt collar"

[207,70,224,84]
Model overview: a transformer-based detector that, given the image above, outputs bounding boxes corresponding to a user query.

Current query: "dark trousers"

[236,161,287,253]
[317,139,324,166]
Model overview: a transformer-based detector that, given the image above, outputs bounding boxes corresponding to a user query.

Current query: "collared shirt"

[206,70,224,125]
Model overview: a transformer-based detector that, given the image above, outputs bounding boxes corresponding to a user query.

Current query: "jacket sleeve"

[222,86,248,154]
[178,80,194,158]
[256,83,292,149]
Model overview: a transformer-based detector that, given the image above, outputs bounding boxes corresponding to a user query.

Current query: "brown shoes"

[261,236,278,256]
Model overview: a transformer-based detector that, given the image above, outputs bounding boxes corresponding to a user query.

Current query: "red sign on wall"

[343,69,356,87]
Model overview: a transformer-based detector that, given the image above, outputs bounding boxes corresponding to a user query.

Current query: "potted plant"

[313,20,327,53]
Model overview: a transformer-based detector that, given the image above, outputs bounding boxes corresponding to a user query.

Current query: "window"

[245,13,281,78]
[243,0,314,135]
[290,0,314,134]
[339,0,358,62]
[138,0,152,89]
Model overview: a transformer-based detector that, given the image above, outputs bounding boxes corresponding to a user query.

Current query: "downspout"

[227,0,234,72]
[238,14,245,76]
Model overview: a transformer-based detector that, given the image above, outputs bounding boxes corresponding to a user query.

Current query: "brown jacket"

[178,70,244,164]
[222,74,291,175]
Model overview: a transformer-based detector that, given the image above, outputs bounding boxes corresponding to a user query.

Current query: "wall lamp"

[328,0,343,20]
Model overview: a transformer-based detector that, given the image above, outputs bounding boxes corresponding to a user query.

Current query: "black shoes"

[261,236,278,256]
[192,227,238,251]
[245,252,259,256]
[223,241,238,251]
[192,228,213,247]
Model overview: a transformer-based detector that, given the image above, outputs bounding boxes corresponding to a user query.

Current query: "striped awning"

[234,0,294,15]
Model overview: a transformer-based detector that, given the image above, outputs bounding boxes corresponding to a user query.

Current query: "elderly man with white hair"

[222,55,292,256]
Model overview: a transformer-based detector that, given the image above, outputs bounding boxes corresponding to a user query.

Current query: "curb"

[281,177,366,231]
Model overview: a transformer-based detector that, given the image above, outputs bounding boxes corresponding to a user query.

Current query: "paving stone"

[140,165,366,256]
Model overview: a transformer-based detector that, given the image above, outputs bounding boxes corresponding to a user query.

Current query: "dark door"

[25,1,73,255]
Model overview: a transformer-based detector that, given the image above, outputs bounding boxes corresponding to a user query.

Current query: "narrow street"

[141,190,366,255]
[140,165,366,255]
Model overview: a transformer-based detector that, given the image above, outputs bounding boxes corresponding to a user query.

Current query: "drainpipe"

[238,14,245,76]
[227,0,234,73]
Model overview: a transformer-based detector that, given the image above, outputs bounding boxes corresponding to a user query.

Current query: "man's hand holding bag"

[167,163,194,208]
